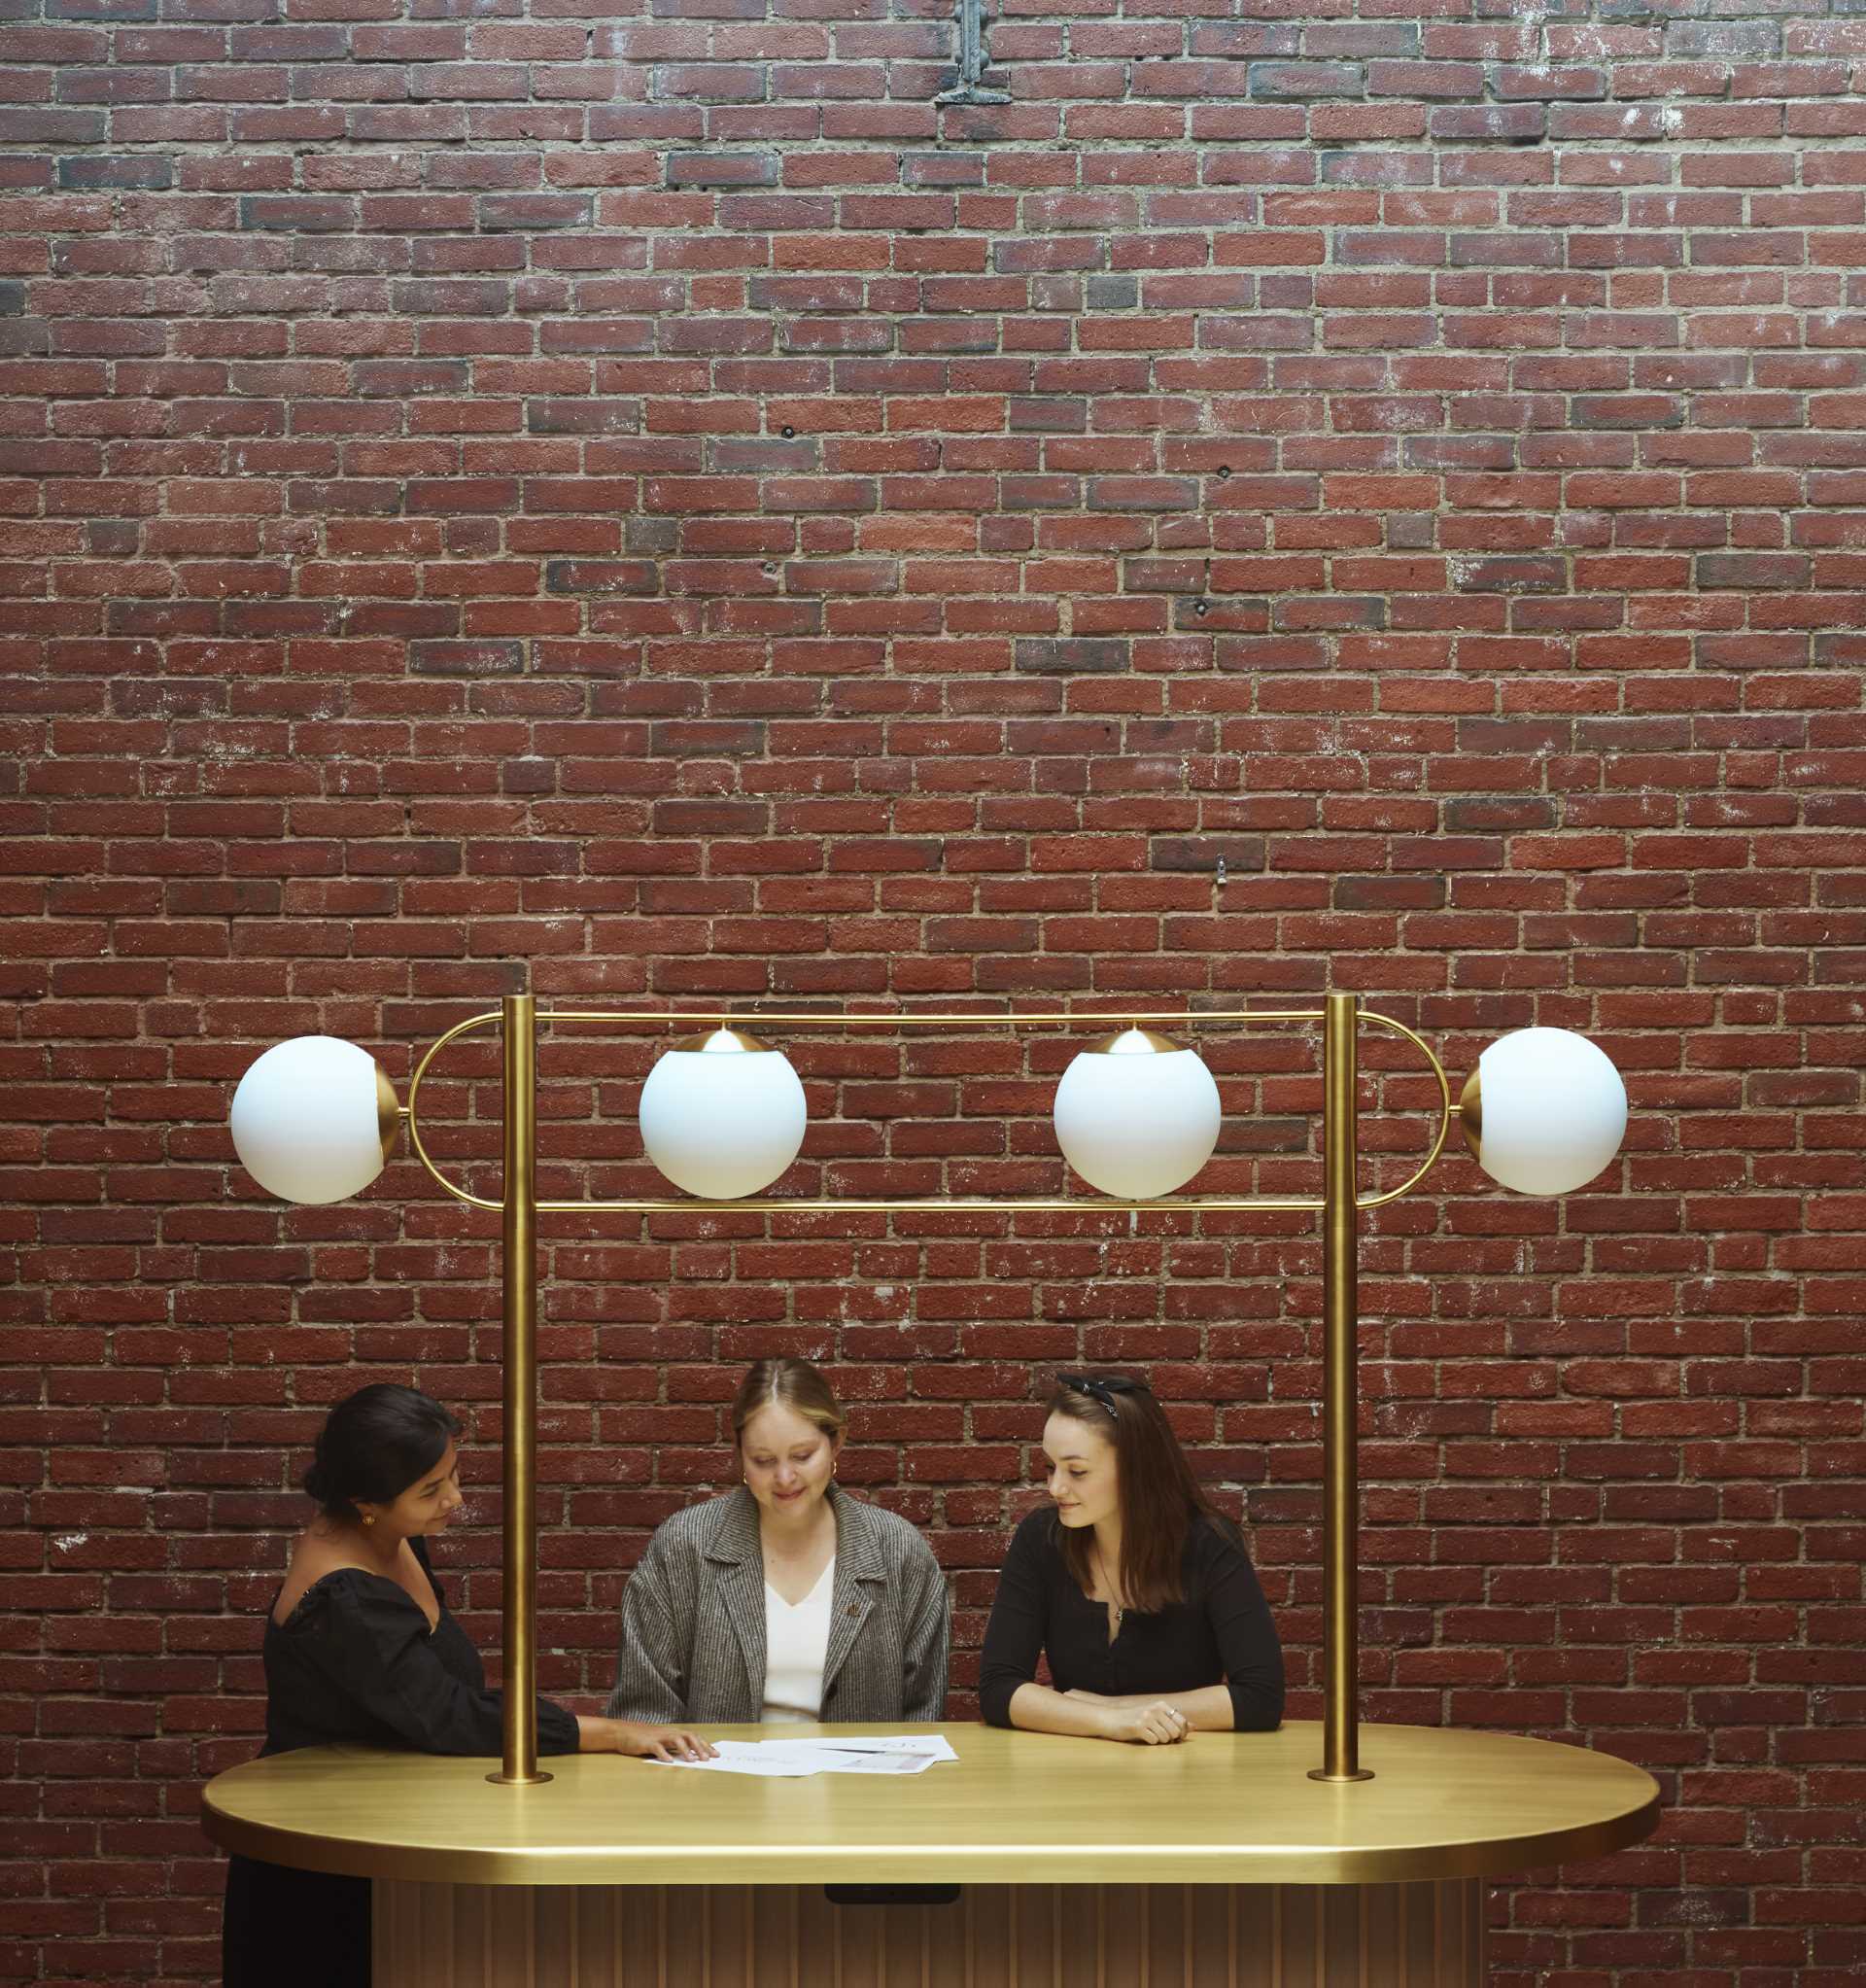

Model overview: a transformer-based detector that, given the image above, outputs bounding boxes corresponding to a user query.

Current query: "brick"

[54,156,174,191]
[1491,65,1608,101]
[1431,104,1545,142]
[1248,63,1365,100]
[408,639,524,674]
[1696,554,1813,591]
[479,193,594,230]
[667,152,779,188]
[1014,637,1130,674]
[237,194,352,232]
[526,399,642,436]
[1152,836,1265,874]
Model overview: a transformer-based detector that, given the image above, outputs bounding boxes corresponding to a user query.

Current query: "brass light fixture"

[1052,1027,1222,1199]
[230,988,1627,1788]
[636,1026,807,1201]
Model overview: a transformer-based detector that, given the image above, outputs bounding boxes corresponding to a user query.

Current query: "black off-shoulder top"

[222,1535,577,1988]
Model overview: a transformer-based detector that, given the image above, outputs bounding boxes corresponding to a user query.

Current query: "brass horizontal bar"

[534,1196,1328,1214]
[539,1009,1327,1029]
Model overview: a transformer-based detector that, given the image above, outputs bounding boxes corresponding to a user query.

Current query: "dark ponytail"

[303,1384,462,1523]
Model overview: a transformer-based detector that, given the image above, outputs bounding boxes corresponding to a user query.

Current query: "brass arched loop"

[404,1010,504,1212]
[1355,1010,1454,1210]
[400,1003,1453,1218]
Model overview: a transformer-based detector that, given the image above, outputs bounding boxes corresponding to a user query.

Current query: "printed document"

[648,1734,958,1778]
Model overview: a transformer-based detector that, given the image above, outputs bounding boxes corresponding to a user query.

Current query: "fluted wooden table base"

[374,1878,1484,1987]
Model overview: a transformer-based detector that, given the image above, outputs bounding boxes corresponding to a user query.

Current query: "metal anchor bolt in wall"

[935,0,1011,106]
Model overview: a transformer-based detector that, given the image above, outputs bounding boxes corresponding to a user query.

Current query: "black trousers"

[223,1854,369,1987]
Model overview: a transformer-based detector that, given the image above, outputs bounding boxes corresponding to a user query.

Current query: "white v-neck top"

[761,1555,835,1723]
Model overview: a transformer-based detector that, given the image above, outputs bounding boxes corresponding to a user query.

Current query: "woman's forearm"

[1005,1682,1117,1738]
[577,1714,716,1761]
[1065,1685,1235,1729]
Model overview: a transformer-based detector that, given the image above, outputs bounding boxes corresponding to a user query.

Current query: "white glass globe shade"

[639,1029,807,1200]
[1465,1027,1626,1196]
[230,1035,397,1205]
[1053,1029,1222,1200]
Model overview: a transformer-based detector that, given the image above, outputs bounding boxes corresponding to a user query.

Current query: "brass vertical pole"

[490,989,548,1785]
[1310,990,1372,1782]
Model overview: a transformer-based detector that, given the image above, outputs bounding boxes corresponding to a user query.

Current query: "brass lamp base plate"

[1308,1767,1376,1783]
[486,1770,553,1788]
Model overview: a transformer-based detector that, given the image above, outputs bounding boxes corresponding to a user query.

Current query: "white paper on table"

[758,1734,958,1776]
[802,1735,958,1762]
[807,1748,940,1775]
[646,1741,822,1777]
[646,1733,959,1778]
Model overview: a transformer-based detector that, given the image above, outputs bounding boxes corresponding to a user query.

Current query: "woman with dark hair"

[607,1356,949,1725]
[223,1383,712,1988]
[978,1373,1284,1744]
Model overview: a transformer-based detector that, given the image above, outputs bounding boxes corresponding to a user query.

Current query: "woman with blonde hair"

[979,1373,1284,1744]
[607,1357,950,1724]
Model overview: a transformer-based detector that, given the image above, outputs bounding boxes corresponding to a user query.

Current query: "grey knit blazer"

[605,1485,950,1725]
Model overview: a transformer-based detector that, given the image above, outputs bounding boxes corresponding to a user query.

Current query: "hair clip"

[1058,1373,1147,1419]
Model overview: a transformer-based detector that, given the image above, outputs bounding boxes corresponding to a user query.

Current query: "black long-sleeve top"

[978,1508,1285,1732]
[255,1532,580,1758]
[223,1536,578,1988]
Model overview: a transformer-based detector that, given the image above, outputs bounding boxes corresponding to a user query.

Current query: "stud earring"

[362,1514,375,1526]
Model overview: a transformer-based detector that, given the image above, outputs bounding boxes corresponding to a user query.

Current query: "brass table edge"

[201,1789,1660,1890]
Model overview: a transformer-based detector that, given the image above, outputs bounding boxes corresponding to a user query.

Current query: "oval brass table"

[203,1721,1659,1987]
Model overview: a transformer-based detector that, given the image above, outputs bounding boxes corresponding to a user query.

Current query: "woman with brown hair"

[607,1357,950,1724]
[978,1373,1284,1744]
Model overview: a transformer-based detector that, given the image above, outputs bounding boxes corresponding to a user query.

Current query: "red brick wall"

[5,1,1866,1979]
